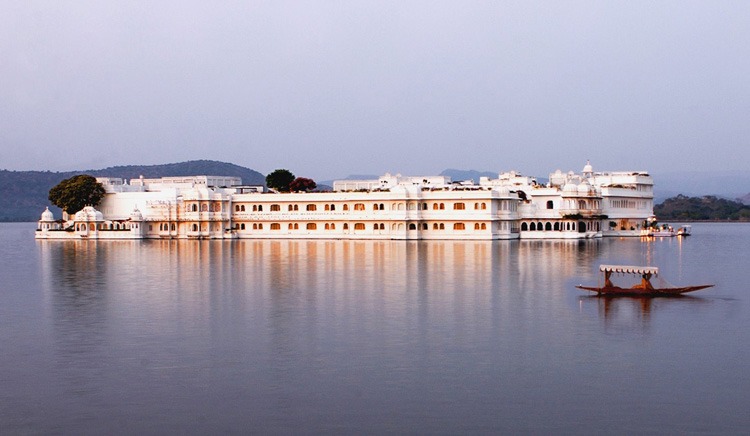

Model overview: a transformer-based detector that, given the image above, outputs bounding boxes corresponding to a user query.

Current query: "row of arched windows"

[76,222,135,231]
[230,221,490,232]
[188,203,222,212]
[520,221,600,232]
[230,201,491,213]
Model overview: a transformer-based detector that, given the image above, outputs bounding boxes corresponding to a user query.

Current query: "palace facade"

[36,162,654,240]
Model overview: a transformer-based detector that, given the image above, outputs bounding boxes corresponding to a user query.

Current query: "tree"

[266,169,295,192]
[289,177,317,192]
[48,174,106,214]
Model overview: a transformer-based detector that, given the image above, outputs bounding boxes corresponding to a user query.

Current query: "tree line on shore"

[654,194,750,221]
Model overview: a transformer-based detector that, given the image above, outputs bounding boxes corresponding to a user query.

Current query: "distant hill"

[737,193,750,205]
[0,160,264,222]
[654,194,750,221]
[654,170,750,203]
[439,169,498,183]
[318,174,378,188]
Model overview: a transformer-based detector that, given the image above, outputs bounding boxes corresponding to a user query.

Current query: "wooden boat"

[576,264,713,296]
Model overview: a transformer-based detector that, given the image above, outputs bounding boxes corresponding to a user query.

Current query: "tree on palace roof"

[48,174,105,214]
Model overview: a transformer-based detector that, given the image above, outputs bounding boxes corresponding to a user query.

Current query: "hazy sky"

[2,1,749,181]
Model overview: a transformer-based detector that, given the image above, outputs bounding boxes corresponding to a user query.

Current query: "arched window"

[192,204,198,212]
[235,205,240,212]
[439,203,445,210]
[474,223,480,230]
[439,223,445,230]
[330,204,336,211]
[294,223,299,229]
[354,223,365,230]
[343,204,349,211]
[421,223,427,230]
[253,223,258,230]
[325,204,331,211]
[171,223,176,231]
[325,223,331,230]
[481,203,487,210]
[288,204,294,211]
[474,203,479,210]
[373,204,379,211]
[433,203,439,210]
[193,224,199,231]
[240,223,246,230]
[545,222,552,231]
[271,223,280,230]
[343,223,349,230]
[354,203,365,211]
[306,204,317,211]
[454,203,465,210]
[288,223,294,230]
[374,223,379,230]
[409,223,417,230]
[422,203,428,210]
[433,223,439,230]
[201,204,208,212]
[554,222,560,231]
[481,223,486,230]
[379,204,385,210]
[271,204,280,211]
[454,223,465,230]
[306,223,317,230]
[546,200,554,209]
[330,223,336,230]
[530,222,536,231]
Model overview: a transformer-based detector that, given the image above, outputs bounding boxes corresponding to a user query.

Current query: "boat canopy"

[599,264,659,275]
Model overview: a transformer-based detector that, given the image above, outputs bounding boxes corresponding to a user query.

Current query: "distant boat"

[576,264,713,296]
[646,224,692,237]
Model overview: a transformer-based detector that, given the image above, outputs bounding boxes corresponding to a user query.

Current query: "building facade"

[36,163,654,240]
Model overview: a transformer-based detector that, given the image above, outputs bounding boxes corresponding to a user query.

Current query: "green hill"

[0,160,265,222]
[654,194,750,221]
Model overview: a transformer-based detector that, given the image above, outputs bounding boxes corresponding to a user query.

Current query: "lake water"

[1,222,748,434]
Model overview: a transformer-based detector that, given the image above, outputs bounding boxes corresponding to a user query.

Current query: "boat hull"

[575,284,713,296]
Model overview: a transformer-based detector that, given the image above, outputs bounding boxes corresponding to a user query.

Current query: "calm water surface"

[1,223,748,434]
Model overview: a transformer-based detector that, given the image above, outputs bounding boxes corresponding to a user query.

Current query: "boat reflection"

[579,294,709,330]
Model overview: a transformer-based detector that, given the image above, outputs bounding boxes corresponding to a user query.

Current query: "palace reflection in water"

[11,224,747,433]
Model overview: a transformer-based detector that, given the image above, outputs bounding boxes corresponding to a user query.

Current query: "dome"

[582,160,593,174]
[74,206,104,222]
[495,186,510,196]
[130,207,143,221]
[577,180,592,194]
[562,182,578,194]
[40,207,54,222]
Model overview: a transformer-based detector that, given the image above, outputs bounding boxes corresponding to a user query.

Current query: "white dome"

[130,207,143,221]
[582,160,593,174]
[41,207,54,221]
[577,181,592,194]
[74,206,104,222]
[495,186,510,196]
[562,182,578,194]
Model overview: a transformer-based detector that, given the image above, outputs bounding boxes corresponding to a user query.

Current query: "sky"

[2,1,749,181]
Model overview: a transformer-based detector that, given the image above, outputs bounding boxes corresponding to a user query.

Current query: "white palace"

[36,162,654,240]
